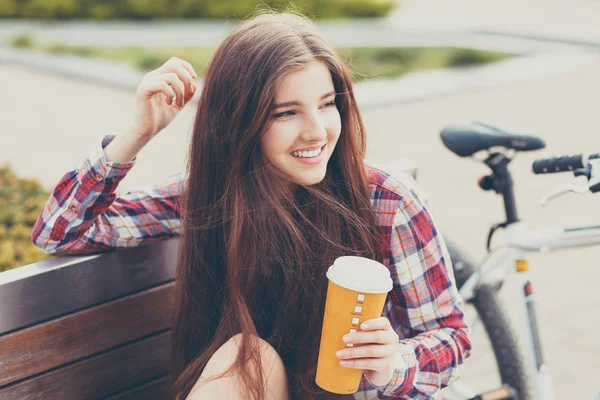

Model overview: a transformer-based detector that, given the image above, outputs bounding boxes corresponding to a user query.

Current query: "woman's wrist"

[103,127,152,163]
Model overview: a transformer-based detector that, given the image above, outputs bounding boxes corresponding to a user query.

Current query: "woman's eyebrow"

[272,91,336,109]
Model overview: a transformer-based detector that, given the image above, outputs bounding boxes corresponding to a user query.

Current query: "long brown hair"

[170,11,384,400]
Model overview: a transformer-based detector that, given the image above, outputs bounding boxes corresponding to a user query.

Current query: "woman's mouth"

[290,144,326,165]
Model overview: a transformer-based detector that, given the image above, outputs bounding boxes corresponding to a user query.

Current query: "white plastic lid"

[326,256,393,294]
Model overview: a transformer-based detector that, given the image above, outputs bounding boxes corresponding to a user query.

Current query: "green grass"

[339,47,510,81]
[8,33,511,82]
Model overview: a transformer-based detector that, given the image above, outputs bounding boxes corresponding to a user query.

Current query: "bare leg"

[186,334,289,400]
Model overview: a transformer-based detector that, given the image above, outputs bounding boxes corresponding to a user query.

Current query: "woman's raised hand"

[131,57,198,140]
[103,57,198,163]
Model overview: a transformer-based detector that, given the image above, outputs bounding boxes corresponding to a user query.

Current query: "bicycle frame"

[459,221,600,400]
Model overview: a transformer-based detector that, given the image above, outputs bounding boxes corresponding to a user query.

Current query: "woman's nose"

[301,113,328,141]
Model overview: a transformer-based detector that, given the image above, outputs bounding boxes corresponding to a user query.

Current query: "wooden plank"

[0,332,171,400]
[0,238,179,335]
[0,283,174,387]
[105,375,172,400]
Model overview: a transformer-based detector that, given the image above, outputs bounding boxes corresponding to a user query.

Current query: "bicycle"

[386,122,600,400]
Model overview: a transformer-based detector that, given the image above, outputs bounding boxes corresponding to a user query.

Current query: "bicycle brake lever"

[540,185,590,206]
[573,167,591,179]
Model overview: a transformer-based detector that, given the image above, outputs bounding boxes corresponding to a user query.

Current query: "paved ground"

[389,0,600,46]
[2,49,599,397]
[0,18,574,55]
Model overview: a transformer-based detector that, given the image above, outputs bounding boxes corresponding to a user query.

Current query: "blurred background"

[1,0,599,398]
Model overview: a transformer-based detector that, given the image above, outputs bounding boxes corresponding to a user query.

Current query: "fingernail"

[342,335,351,343]
[340,360,350,367]
[361,323,369,329]
[336,350,342,357]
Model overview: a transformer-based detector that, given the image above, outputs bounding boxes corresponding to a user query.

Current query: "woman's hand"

[335,317,403,388]
[131,57,198,141]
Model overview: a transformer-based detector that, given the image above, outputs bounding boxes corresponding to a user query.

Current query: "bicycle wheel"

[442,240,530,400]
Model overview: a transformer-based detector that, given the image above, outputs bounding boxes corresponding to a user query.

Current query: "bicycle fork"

[511,256,554,400]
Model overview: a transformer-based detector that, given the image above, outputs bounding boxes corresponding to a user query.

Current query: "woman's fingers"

[159,57,197,93]
[360,317,393,331]
[337,343,396,360]
[143,80,177,106]
[180,59,197,79]
[339,317,398,346]
[176,58,198,81]
[343,329,397,346]
[339,356,394,371]
[157,73,186,106]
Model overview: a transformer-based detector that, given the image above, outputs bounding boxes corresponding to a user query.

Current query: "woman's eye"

[323,101,336,108]
[273,110,295,119]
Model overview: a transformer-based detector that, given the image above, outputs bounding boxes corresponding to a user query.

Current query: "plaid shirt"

[32,136,471,399]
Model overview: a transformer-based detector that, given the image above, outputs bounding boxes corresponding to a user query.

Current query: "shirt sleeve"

[379,173,472,398]
[31,136,184,255]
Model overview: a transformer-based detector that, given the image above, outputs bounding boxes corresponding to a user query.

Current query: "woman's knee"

[187,333,288,400]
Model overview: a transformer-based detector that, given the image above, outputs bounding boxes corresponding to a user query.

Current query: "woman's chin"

[293,171,327,187]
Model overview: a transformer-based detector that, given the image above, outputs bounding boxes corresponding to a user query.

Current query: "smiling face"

[261,60,342,189]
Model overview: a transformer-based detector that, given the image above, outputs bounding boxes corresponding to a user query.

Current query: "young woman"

[32,11,471,400]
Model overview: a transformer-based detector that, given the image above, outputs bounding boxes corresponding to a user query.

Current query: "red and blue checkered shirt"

[32,136,471,399]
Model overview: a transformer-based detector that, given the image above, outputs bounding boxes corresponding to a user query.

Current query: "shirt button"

[69,205,78,213]
[94,174,104,182]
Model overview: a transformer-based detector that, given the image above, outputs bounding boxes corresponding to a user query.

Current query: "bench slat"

[0,238,178,335]
[0,283,174,387]
[105,375,172,400]
[0,332,171,400]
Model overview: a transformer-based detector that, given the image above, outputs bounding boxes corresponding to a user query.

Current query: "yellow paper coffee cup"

[315,256,393,394]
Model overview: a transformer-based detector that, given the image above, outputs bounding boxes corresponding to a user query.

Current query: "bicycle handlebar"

[532,153,600,174]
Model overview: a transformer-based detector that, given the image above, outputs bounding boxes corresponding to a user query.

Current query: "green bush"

[0,0,397,19]
[8,33,35,48]
[136,53,164,70]
[0,165,50,272]
[20,0,79,19]
[447,48,506,67]
[0,0,17,17]
[47,41,71,54]
[301,0,396,18]
[123,0,171,19]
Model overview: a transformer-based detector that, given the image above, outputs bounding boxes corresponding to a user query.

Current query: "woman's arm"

[378,174,472,398]
[32,57,198,255]
[32,136,184,255]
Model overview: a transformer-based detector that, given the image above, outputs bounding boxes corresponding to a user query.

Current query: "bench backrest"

[0,239,179,400]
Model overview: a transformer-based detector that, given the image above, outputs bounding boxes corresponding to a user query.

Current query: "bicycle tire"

[446,240,531,400]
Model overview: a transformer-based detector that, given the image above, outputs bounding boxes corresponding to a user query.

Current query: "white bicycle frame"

[453,220,600,400]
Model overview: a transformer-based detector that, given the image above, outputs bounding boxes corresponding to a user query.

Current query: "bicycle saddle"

[440,122,546,157]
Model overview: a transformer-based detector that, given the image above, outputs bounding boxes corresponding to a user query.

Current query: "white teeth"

[292,146,323,158]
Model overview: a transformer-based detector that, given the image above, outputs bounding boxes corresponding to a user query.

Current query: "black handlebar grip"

[532,154,585,174]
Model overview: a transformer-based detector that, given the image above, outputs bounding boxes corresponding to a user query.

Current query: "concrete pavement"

[0,18,590,53]
[388,0,600,48]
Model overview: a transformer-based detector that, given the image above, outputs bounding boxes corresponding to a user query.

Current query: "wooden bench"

[0,238,179,400]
